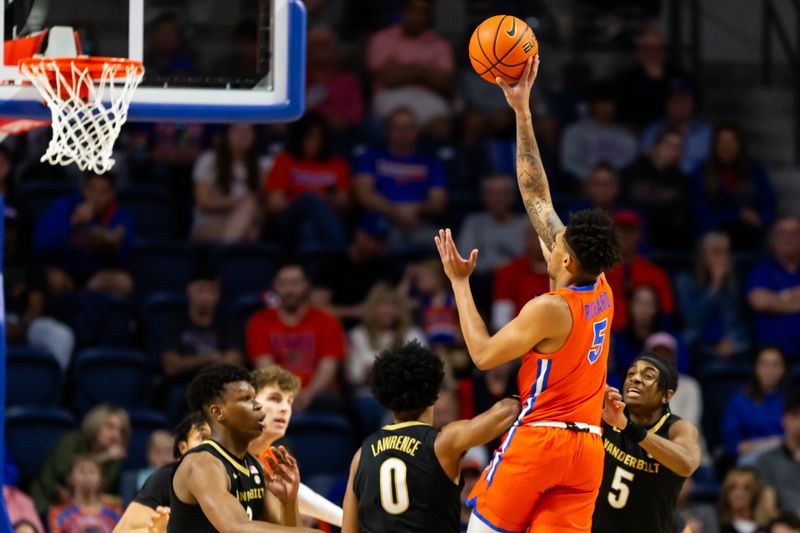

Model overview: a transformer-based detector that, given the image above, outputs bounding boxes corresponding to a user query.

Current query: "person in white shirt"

[560,82,638,181]
[457,174,529,275]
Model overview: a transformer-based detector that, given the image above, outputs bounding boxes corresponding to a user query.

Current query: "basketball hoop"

[19,56,144,174]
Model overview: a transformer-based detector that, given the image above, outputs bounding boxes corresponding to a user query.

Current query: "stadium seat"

[286,413,357,478]
[5,407,76,487]
[230,292,266,346]
[124,409,170,470]
[699,361,752,454]
[129,243,195,301]
[16,180,78,222]
[141,291,189,366]
[790,362,800,390]
[73,348,152,414]
[211,243,279,302]
[65,290,133,348]
[7,347,63,407]
[118,185,177,243]
[296,243,340,281]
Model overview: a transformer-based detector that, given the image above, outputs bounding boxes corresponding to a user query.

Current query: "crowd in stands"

[3,0,800,532]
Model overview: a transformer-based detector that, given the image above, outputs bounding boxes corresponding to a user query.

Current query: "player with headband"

[592,353,702,533]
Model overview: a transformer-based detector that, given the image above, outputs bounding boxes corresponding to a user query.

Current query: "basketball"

[469,15,538,84]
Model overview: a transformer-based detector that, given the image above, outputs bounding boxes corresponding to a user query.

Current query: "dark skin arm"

[172,452,316,533]
[341,448,362,533]
[497,56,565,252]
[434,399,520,480]
[604,387,702,478]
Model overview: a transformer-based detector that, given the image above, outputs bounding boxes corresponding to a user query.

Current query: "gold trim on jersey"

[648,412,671,434]
[202,440,251,477]
[382,421,431,431]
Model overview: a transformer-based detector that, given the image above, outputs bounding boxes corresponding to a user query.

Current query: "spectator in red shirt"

[491,226,551,332]
[605,210,674,331]
[245,264,345,412]
[265,113,349,252]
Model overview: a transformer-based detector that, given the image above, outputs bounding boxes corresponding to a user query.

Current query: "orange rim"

[18,56,144,79]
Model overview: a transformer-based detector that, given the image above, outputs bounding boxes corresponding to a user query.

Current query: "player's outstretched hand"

[496,55,539,114]
[265,445,301,505]
[146,506,170,533]
[435,228,478,282]
[602,386,628,429]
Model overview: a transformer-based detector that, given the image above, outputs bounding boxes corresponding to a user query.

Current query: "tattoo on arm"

[515,112,564,250]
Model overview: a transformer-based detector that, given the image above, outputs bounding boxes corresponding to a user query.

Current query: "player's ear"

[209,402,224,422]
[664,389,675,403]
[563,252,577,274]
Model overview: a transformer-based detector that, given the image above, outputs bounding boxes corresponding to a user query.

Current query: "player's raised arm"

[604,386,702,478]
[435,229,571,370]
[496,56,565,251]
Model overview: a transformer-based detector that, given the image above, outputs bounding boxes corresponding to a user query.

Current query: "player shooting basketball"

[592,354,701,533]
[435,56,621,533]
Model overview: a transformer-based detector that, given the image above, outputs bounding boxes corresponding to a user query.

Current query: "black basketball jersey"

[354,421,461,533]
[168,440,266,533]
[592,413,687,533]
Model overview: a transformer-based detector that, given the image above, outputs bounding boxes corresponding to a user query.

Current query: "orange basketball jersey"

[517,275,614,427]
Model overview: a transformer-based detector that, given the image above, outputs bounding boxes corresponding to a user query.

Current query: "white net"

[20,58,144,174]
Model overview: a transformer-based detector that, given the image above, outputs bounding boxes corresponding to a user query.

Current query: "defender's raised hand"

[602,386,628,429]
[496,56,539,113]
[435,228,478,282]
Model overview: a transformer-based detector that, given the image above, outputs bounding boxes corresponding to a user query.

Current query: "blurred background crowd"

[3,0,800,532]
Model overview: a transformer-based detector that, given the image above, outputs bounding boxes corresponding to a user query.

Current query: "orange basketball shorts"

[467,425,604,533]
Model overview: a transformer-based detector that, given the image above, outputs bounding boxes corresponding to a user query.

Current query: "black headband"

[633,354,679,393]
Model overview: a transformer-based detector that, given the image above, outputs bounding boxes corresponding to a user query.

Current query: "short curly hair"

[564,209,621,277]
[186,364,254,416]
[370,341,444,420]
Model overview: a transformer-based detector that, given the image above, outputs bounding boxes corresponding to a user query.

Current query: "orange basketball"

[469,15,538,84]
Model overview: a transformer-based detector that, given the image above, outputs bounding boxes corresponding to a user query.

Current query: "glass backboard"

[0,0,306,122]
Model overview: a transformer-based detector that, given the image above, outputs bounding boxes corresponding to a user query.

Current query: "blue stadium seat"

[66,290,133,348]
[286,414,357,478]
[124,409,170,470]
[16,180,78,222]
[118,185,177,243]
[699,361,752,454]
[141,292,189,366]
[5,407,76,487]
[129,243,195,301]
[790,362,800,390]
[297,243,340,281]
[7,347,63,407]
[230,292,266,347]
[211,243,279,302]
[73,348,152,414]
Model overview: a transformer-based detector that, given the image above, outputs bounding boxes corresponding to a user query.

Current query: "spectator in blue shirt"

[723,346,787,458]
[747,216,800,360]
[354,107,447,247]
[675,231,749,364]
[33,172,135,297]
[641,77,713,175]
[691,125,776,251]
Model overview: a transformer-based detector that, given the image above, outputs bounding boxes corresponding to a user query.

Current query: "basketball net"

[19,57,144,174]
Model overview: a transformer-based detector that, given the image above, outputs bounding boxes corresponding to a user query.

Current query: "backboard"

[0,0,306,122]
